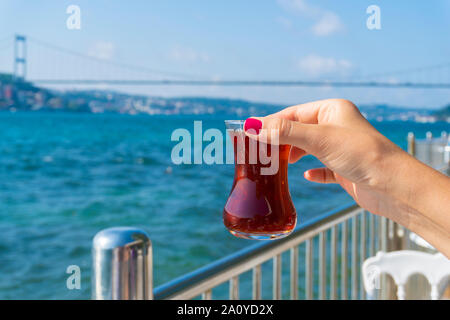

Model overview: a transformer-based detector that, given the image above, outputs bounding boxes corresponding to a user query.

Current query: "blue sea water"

[0,112,447,299]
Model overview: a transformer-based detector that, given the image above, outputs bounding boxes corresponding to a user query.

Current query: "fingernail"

[244,118,262,135]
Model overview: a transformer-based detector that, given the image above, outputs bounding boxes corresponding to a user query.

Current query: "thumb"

[244,117,327,155]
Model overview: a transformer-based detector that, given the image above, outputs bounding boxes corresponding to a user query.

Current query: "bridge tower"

[13,35,27,81]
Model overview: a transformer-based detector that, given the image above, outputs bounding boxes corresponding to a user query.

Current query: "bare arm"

[383,151,450,254]
[244,99,450,257]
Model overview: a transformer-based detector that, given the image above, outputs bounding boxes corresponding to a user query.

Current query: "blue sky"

[1,0,450,108]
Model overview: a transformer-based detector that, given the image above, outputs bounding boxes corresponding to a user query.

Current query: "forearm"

[393,152,450,231]
[385,151,450,256]
[405,204,450,257]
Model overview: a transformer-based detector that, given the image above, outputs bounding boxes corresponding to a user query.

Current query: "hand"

[244,99,402,216]
[244,99,450,256]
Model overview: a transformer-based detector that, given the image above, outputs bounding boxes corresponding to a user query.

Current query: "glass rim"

[224,120,245,124]
[224,120,245,131]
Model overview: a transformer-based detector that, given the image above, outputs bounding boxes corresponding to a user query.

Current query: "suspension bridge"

[1,34,450,89]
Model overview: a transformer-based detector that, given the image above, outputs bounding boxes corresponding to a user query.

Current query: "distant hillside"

[432,105,450,121]
[0,75,283,116]
[162,96,283,116]
[0,74,448,122]
[357,104,439,122]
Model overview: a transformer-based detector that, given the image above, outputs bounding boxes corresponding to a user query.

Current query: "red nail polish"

[244,118,262,135]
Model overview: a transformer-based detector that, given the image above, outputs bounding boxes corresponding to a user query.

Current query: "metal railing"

[153,203,390,300]
[408,131,450,174]
[92,131,449,300]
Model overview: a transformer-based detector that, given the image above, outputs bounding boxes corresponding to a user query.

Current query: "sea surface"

[0,111,447,299]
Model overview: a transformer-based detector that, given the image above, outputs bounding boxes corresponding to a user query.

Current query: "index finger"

[266,100,326,124]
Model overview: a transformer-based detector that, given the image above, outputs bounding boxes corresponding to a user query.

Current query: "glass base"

[228,229,293,240]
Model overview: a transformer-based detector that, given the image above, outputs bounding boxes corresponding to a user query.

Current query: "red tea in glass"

[223,120,297,240]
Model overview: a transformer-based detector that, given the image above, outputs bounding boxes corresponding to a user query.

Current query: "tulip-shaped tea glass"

[223,120,297,240]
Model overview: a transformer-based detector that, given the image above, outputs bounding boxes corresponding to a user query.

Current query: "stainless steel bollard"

[92,227,153,300]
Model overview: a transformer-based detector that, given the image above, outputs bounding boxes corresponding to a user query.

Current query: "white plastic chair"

[362,250,450,300]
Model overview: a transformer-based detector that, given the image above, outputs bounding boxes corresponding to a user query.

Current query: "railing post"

[330,226,338,300]
[407,132,416,156]
[290,247,298,300]
[360,211,366,300]
[406,132,417,251]
[445,145,450,176]
[442,131,449,169]
[426,131,433,165]
[306,239,313,300]
[252,265,262,300]
[341,221,348,300]
[273,254,282,300]
[229,276,239,300]
[202,290,212,300]
[369,214,375,257]
[389,221,404,252]
[319,232,326,300]
[351,216,358,300]
[442,131,450,175]
[92,227,153,300]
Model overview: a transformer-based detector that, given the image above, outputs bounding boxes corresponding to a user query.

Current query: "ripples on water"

[0,112,447,299]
